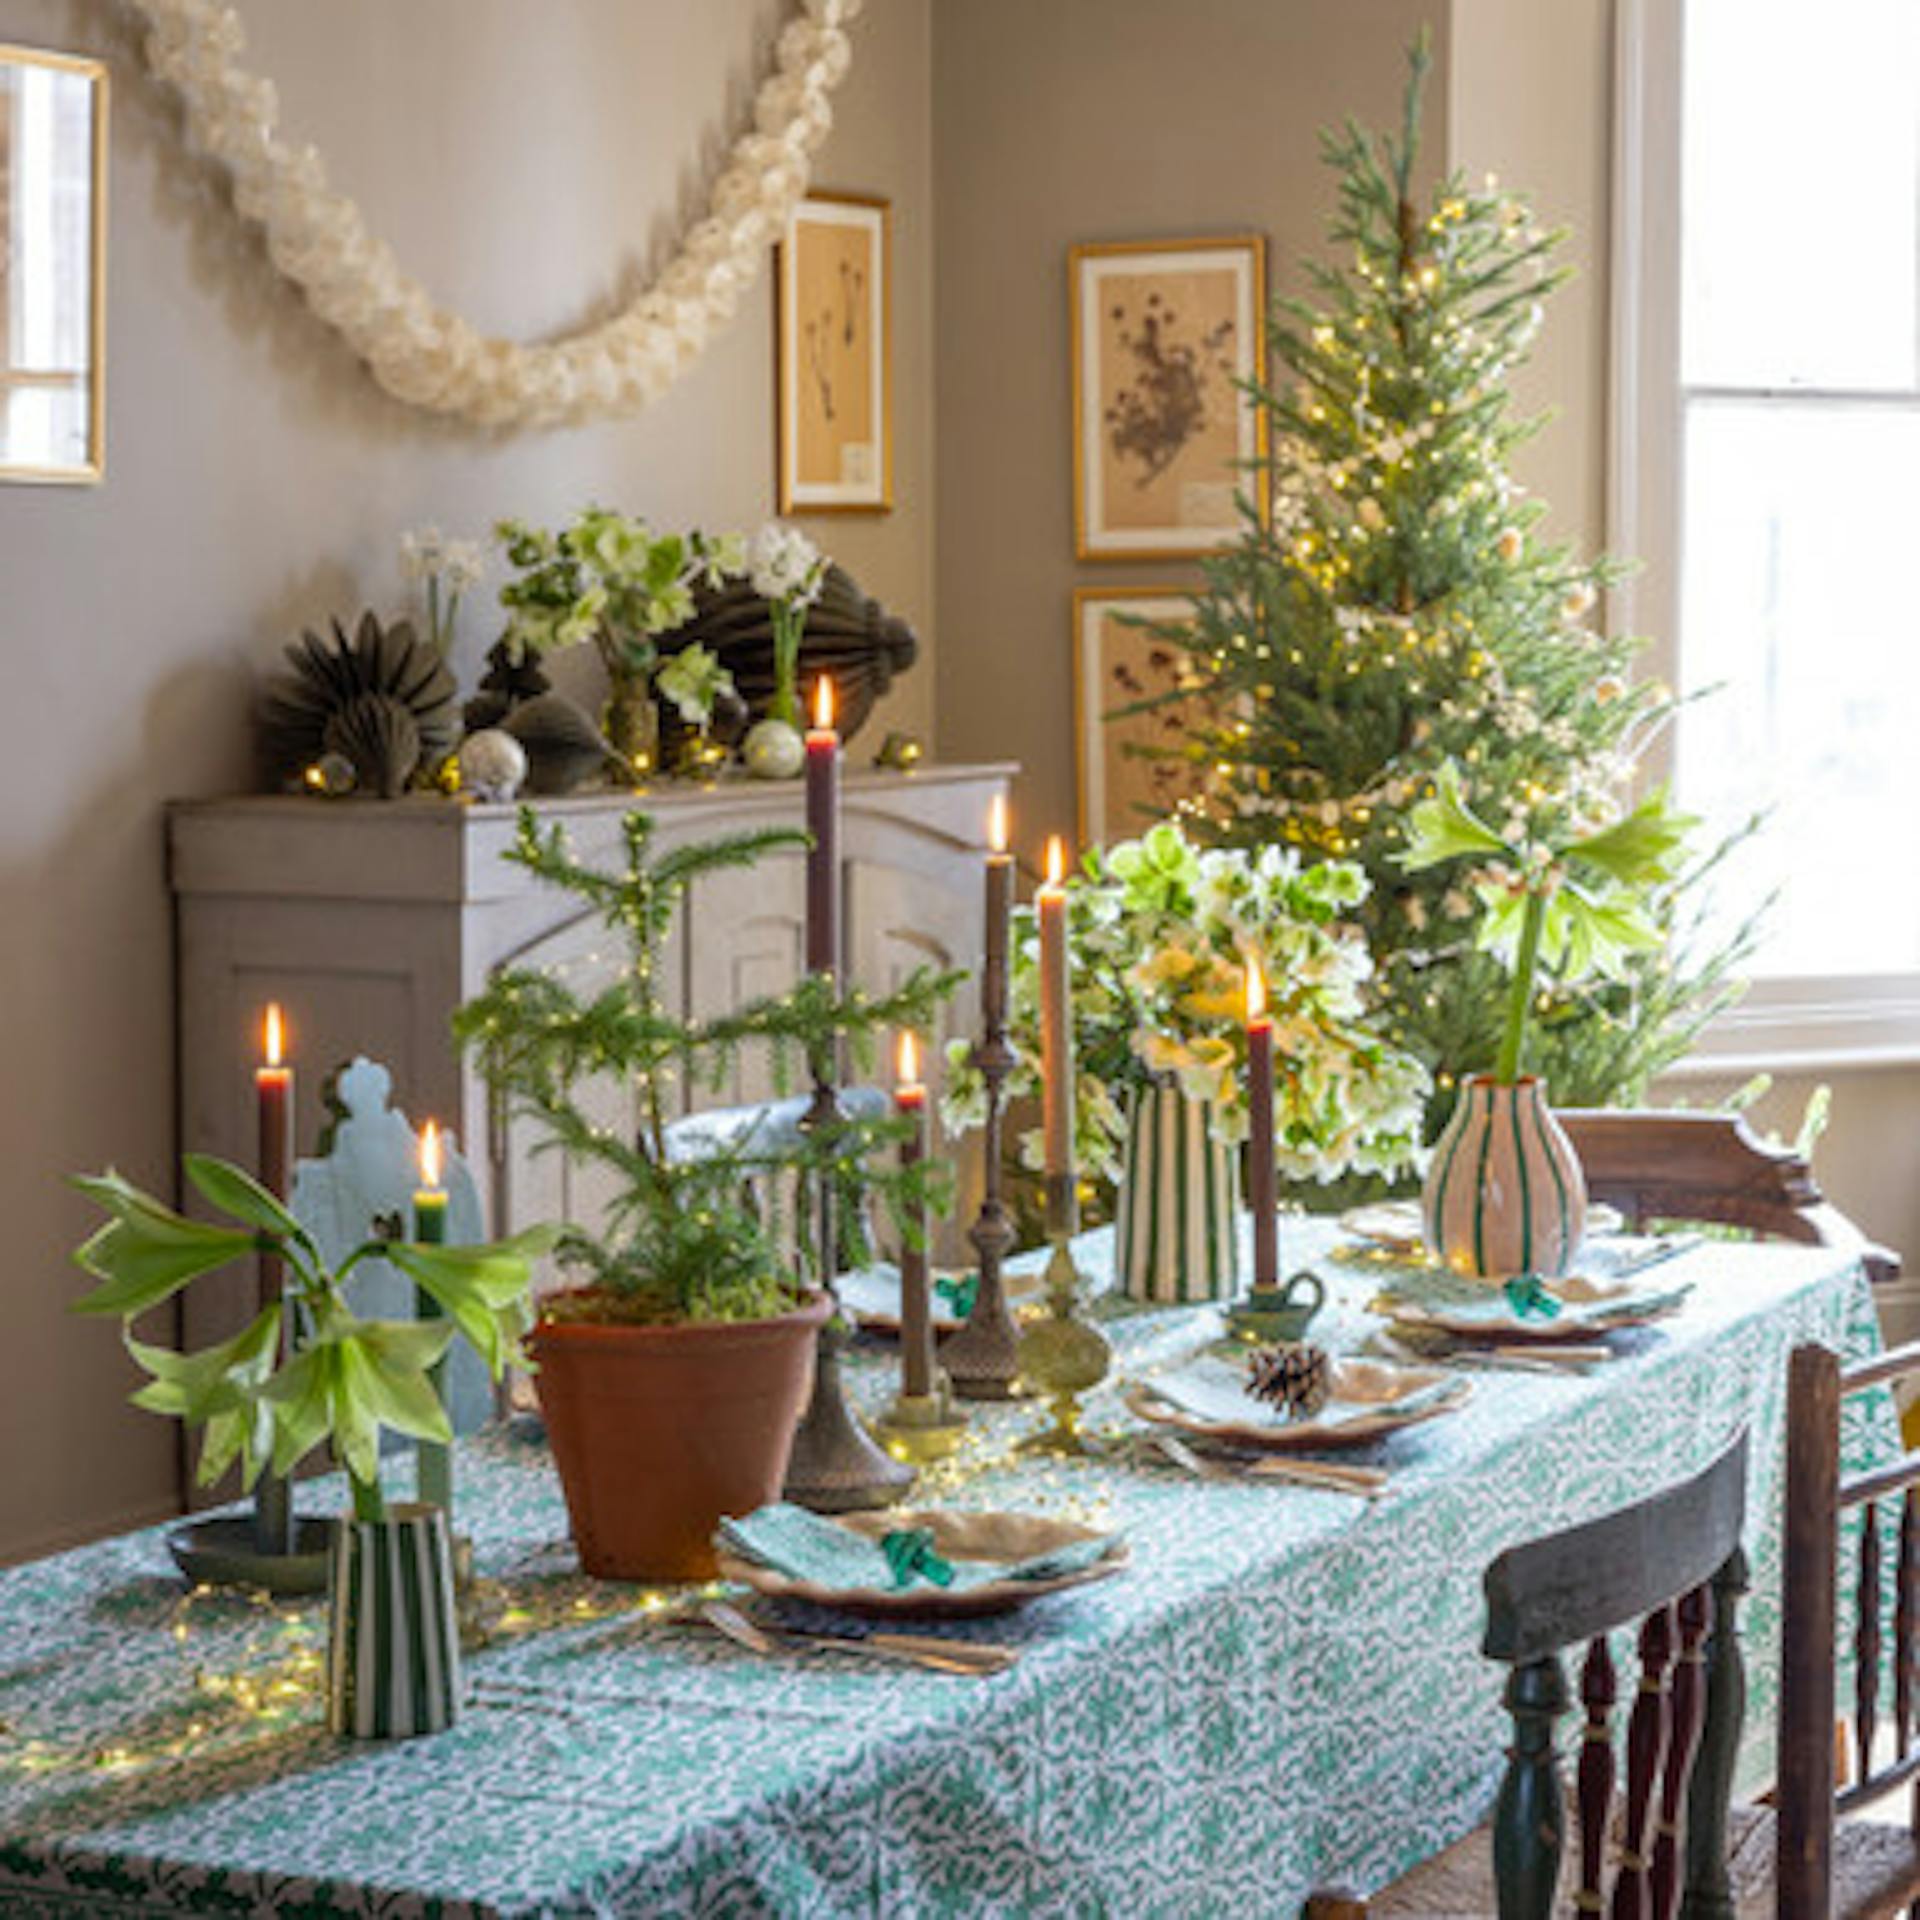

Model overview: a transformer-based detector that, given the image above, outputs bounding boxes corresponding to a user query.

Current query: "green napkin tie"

[1504,1276,1562,1322]
[881,1528,955,1590]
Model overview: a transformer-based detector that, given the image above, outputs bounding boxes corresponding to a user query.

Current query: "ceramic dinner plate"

[1339,1197,1624,1256]
[716,1508,1130,1619]
[1125,1354,1470,1452]
[1376,1270,1693,1344]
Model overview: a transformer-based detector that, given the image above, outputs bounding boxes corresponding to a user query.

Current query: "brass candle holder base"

[872,1373,970,1464]
[1013,1234,1112,1457]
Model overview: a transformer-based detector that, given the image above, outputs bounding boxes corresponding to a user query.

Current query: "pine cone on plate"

[1245,1342,1332,1420]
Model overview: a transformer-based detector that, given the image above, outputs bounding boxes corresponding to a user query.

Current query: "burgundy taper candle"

[1247,960,1279,1291]
[805,677,840,979]
[983,793,1012,1034]
[255,1003,292,1310]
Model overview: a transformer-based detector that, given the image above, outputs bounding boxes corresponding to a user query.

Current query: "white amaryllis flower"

[748,522,827,606]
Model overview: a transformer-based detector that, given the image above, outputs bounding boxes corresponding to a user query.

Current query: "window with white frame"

[1617,0,1920,1068]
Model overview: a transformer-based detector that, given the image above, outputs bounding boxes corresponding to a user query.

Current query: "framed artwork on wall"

[1070,235,1265,560]
[0,43,107,485]
[1073,586,1217,845]
[776,191,892,514]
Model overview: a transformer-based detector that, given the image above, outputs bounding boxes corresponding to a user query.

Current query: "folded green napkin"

[716,1504,1118,1593]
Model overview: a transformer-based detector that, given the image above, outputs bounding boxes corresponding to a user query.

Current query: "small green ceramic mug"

[1226,1268,1326,1344]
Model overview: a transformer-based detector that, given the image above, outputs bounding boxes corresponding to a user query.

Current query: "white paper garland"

[129,0,863,427]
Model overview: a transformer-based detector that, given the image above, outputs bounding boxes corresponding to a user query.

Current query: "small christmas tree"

[1155,38,1747,1137]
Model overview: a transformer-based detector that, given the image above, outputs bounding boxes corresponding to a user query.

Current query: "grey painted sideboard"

[169,763,1014,1352]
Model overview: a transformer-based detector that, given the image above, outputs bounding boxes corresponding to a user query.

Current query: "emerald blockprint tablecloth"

[0,1223,1896,1918]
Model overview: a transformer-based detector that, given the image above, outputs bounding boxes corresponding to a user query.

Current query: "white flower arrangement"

[400,526,486,655]
[944,822,1429,1188]
[129,0,864,428]
[748,522,829,727]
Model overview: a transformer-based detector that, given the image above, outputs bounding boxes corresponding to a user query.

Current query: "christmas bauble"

[457,728,529,804]
[742,717,805,780]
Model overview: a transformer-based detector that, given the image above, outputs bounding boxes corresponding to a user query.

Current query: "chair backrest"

[1557,1109,1900,1285]
[1480,1432,1751,1920]
[1779,1340,1920,1919]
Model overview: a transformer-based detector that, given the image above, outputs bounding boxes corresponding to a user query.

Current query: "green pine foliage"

[454,809,961,1324]
[1153,40,1750,1139]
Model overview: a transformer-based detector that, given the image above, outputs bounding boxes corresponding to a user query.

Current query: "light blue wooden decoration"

[290,1057,491,1436]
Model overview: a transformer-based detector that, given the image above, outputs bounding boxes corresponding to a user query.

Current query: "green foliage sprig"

[70,1156,554,1520]
[454,809,962,1326]
[495,509,745,724]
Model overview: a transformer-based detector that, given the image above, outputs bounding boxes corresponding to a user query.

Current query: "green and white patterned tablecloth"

[0,1222,1897,1918]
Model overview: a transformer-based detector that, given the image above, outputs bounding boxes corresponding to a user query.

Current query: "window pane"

[1682,0,1919,391]
[1678,399,1920,975]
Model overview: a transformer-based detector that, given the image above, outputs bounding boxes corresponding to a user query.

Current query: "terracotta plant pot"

[1421,1073,1588,1279]
[530,1294,830,1581]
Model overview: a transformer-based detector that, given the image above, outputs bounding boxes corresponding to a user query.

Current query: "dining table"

[0,1217,1899,1918]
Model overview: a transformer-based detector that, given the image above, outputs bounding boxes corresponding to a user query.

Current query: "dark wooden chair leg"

[1681,1550,1748,1920]
[1494,1653,1570,1920]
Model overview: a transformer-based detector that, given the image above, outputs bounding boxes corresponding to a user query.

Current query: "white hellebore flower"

[748,522,827,607]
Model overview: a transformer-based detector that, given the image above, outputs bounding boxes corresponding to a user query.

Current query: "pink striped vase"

[1421,1074,1587,1280]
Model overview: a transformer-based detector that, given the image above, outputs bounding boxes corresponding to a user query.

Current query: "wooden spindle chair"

[1756,1340,1920,1918]
[1305,1432,1750,1920]
[1557,1110,1900,1286]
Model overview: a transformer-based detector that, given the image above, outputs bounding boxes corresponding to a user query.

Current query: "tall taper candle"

[1247,958,1279,1291]
[413,1120,452,1512]
[805,676,840,979]
[253,1003,294,1555]
[894,1032,932,1399]
[983,794,1013,1034]
[1036,836,1076,1239]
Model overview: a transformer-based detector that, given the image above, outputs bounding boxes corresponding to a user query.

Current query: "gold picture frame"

[1070,235,1265,561]
[776,190,892,514]
[1073,586,1217,846]
[0,42,108,485]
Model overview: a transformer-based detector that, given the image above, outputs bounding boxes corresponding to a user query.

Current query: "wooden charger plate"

[716,1508,1129,1620]
[1126,1357,1471,1452]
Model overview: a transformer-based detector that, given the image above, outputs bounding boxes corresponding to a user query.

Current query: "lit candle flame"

[896,1030,920,1086]
[988,793,1009,855]
[1247,957,1267,1024]
[263,1003,284,1069]
[1044,835,1066,888]
[812,676,836,732]
[419,1118,443,1190]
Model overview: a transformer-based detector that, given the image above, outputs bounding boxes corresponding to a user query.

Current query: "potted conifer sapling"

[454,809,956,1580]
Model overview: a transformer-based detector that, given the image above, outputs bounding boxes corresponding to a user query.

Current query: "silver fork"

[699,1600,1016,1676]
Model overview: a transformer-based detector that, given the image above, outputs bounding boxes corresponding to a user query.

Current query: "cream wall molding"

[129,0,863,427]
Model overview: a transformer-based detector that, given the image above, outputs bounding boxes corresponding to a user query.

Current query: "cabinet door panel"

[684,852,807,1109]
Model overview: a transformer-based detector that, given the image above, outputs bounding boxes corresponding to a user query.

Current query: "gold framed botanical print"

[777,191,892,514]
[1070,235,1265,560]
[0,43,108,484]
[1073,586,1217,845]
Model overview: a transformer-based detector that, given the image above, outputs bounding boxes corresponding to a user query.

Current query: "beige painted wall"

[930,0,1448,868]
[0,0,933,1565]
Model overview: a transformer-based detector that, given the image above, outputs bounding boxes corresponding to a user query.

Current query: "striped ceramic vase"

[1422,1073,1588,1280]
[326,1502,461,1740]
[1115,1079,1242,1304]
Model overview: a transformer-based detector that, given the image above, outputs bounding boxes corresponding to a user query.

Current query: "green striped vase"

[1421,1073,1587,1279]
[325,1502,461,1741]
[1115,1079,1242,1305]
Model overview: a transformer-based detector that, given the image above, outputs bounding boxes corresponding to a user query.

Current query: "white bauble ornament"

[457,728,528,803]
[742,717,806,780]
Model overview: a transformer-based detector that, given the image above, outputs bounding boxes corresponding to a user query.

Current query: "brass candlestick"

[942,1027,1026,1401]
[783,1072,915,1513]
[1013,1176,1112,1455]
